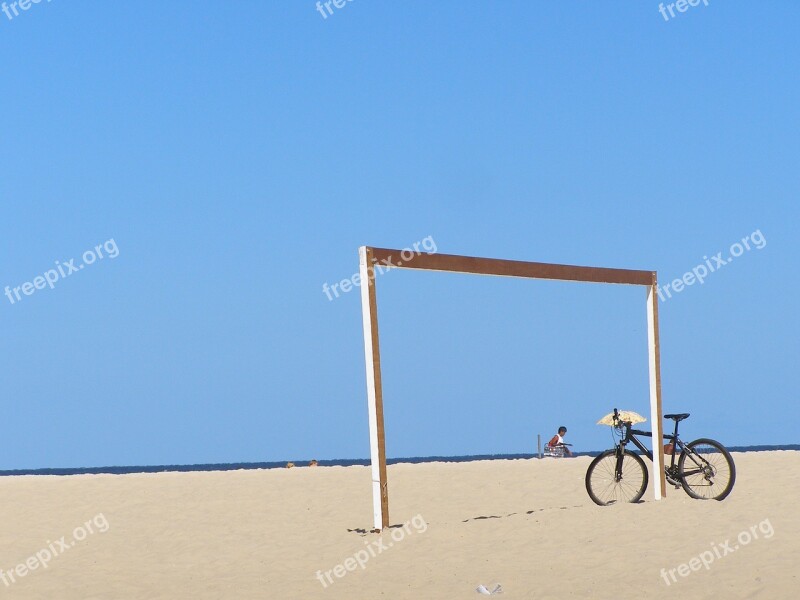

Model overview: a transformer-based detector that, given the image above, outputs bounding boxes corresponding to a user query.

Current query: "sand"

[0,451,797,599]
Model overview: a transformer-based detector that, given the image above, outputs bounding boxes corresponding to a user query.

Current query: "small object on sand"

[285,462,295,468]
[476,583,503,595]
[309,459,318,467]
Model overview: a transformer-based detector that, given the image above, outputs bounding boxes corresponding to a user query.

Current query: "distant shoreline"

[2,444,798,477]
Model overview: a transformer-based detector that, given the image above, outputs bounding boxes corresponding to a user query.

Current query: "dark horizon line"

[2,444,798,478]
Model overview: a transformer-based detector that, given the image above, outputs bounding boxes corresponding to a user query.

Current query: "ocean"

[2,445,797,477]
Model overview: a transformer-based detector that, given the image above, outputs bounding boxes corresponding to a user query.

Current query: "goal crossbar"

[369,247,654,285]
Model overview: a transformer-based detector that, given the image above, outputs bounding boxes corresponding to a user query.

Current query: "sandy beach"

[0,451,796,599]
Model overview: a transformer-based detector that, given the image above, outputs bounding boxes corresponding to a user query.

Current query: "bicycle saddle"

[664,413,690,421]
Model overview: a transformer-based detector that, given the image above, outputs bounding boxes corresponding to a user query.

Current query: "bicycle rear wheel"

[678,438,736,500]
[586,449,649,506]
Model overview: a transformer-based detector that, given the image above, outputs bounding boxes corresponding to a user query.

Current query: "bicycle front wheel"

[586,449,649,506]
[678,438,736,500]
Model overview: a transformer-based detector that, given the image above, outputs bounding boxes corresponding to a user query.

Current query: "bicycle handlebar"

[612,408,633,428]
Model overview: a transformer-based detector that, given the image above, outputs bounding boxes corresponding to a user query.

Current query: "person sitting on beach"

[547,426,573,457]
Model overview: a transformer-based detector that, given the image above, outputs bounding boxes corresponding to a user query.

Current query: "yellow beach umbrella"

[597,410,647,426]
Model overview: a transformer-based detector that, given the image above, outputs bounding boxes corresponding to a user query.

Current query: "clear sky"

[1,1,797,470]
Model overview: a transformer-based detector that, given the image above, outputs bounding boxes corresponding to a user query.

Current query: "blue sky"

[1,2,797,469]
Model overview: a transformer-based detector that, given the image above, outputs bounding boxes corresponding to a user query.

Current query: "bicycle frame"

[615,420,688,486]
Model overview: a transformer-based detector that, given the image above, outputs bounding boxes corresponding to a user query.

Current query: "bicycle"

[585,408,736,506]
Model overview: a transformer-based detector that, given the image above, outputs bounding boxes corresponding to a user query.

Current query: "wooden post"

[359,246,390,530]
[537,434,542,459]
[646,279,666,499]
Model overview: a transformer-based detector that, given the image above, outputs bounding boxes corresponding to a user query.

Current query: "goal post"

[358,246,666,530]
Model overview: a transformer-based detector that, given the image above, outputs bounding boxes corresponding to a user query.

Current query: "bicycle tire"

[586,449,649,506]
[678,438,736,500]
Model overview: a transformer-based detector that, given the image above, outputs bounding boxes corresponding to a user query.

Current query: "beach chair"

[543,443,567,458]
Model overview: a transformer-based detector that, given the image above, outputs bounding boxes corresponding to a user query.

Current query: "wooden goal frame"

[358,246,666,530]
